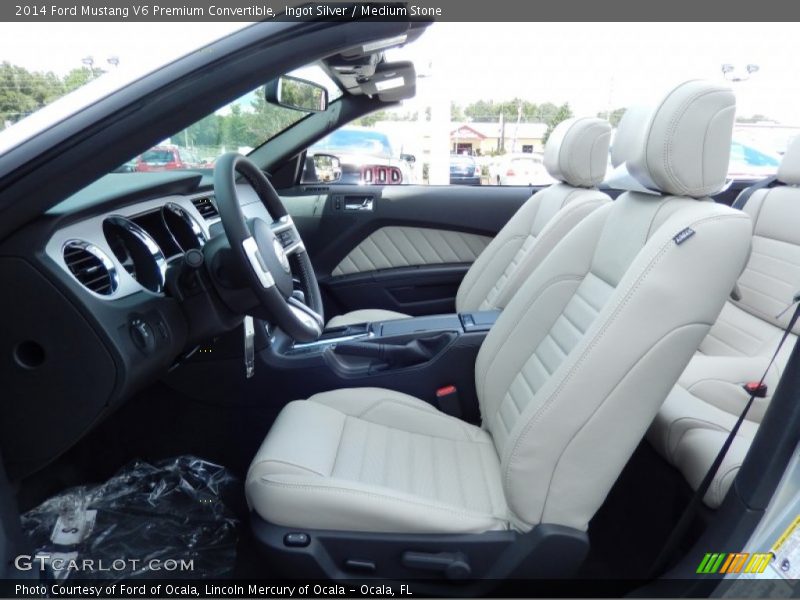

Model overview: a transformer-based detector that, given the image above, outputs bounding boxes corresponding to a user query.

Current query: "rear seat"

[647,136,800,508]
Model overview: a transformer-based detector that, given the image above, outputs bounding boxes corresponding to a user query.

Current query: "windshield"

[125,65,341,172]
[0,22,340,172]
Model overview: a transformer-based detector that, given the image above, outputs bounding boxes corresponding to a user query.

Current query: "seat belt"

[648,293,800,578]
[732,176,779,210]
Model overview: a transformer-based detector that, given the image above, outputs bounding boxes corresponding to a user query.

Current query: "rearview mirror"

[265,75,328,112]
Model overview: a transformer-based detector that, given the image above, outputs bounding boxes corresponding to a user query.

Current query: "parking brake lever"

[333,334,450,368]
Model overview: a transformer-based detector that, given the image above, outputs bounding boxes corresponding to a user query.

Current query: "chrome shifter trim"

[243,315,255,378]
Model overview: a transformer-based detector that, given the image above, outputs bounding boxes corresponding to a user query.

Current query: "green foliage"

[542,103,574,144]
[736,113,775,124]
[456,98,568,124]
[178,93,304,152]
[597,107,627,127]
[0,61,65,125]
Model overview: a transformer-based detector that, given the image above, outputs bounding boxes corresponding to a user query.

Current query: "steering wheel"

[213,153,324,342]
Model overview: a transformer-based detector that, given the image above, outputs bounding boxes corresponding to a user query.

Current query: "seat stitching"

[330,415,348,476]
[461,234,527,310]
[743,264,799,286]
[480,274,585,404]
[712,462,743,507]
[258,478,507,523]
[667,415,733,460]
[253,459,325,477]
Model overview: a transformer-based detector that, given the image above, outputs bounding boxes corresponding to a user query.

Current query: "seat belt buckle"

[435,385,461,418]
[743,381,768,398]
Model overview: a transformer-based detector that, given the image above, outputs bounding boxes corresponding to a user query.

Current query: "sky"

[2,21,800,124]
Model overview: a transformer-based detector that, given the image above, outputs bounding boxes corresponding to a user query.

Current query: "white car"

[489,152,555,186]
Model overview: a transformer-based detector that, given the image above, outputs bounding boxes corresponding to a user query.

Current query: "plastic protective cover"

[21,456,239,580]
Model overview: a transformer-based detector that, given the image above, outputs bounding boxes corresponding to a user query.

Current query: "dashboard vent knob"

[62,241,118,296]
[190,196,219,220]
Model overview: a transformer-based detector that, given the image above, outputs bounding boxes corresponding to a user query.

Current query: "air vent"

[191,196,219,220]
[304,186,330,193]
[62,241,118,296]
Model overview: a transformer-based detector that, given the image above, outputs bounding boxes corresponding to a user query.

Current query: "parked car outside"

[489,152,555,186]
[307,126,415,184]
[449,153,482,185]
[727,139,782,180]
[135,145,208,172]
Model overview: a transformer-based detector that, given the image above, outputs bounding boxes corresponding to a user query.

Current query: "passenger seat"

[326,117,612,328]
[648,136,800,508]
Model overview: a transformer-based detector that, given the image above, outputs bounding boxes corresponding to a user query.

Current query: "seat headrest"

[777,136,800,185]
[628,80,736,198]
[543,117,612,188]
[610,105,651,168]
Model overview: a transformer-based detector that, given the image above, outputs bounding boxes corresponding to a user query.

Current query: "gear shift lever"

[243,315,255,378]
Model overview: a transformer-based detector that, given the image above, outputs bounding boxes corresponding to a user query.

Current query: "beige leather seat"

[247,80,752,534]
[326,117,613,329]
[648,136,800,508]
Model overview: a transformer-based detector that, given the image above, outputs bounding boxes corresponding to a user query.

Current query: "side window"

[301,120,553,186]
[301,105,569,187]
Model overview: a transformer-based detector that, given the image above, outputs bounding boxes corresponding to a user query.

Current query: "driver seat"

[246,81,752,573]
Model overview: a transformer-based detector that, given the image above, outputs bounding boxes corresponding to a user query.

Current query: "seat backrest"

[474,80,753,532]
[456,117,612,312]
[728,136,800,336]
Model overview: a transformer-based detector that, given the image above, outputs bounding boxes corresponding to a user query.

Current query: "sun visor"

[359,61,417,102]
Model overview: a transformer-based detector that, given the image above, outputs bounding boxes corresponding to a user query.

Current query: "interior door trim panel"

[331,225,491,276]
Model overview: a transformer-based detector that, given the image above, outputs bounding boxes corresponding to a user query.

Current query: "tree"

[63,67,96,93]
[736,113,775,124]
[542,103,574,144]
[0,62,64,125]
[597,107,626,127]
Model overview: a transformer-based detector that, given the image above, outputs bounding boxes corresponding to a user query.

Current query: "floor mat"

[21,456,239,581]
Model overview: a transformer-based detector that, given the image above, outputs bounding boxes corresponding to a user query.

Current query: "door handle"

[344,197,374,211]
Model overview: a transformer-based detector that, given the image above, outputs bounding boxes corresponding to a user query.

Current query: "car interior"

[2,19,800,594]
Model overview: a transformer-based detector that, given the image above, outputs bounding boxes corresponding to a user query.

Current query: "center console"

[262,310,500,423]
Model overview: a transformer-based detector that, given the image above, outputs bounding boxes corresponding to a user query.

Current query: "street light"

[722,63,760,82]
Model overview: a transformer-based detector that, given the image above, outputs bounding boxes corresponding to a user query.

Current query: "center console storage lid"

[378,314,463,337]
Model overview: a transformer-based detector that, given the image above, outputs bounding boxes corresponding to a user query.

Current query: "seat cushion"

[246,388,509,533]
[326,309,410,329]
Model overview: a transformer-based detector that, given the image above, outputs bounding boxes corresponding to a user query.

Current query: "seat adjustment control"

[283,532,310,547]
[401,551,471,579]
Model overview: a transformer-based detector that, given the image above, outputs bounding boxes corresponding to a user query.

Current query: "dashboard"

[47,192,214,301]
[0,170,275,480]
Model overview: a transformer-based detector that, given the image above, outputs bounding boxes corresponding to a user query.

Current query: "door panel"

[281,179,753,319]
[282,184,537,316]
[331,226,491,276]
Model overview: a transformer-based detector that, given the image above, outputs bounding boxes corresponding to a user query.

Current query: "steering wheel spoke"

[271,216,306,256]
